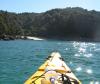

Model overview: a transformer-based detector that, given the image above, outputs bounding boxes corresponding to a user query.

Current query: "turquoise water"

[0,40,100,84]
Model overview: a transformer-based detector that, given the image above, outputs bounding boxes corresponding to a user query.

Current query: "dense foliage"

[0,7,100,41]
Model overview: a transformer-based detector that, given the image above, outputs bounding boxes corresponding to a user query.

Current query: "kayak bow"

[24,52,81,84]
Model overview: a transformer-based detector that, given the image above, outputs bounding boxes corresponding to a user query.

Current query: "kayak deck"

[24,52,81,84]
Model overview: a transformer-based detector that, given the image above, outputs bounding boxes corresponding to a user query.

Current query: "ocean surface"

[0,40,100,84]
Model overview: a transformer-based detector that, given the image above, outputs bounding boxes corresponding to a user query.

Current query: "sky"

[0,0,100,13]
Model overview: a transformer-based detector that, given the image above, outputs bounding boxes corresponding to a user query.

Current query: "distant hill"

[0,7,100,41]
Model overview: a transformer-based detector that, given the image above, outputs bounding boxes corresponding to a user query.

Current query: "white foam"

[74,54,80,57]
[94,48,100,51]
[80,43,87,47]
[88,43,96,46]
[65,48,68,50]
[79,47,86,53]
[73,41,80,48]
[84,53,92,58]
[90,81,100,84]
[90,81,94,84]
[95,81,100,84]
[86,69,93,74]
[69,61,73,65]
[76,67,82,71]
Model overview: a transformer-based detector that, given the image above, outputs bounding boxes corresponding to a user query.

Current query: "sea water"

[0,40,100,84]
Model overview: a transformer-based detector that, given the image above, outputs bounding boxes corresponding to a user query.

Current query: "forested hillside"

[0,7,100,41]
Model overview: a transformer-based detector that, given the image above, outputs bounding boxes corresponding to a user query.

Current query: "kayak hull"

[24,52,81,84]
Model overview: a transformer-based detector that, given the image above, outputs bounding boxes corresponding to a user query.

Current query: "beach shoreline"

[0,35,44,41]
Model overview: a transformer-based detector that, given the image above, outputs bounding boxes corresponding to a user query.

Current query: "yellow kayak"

[24,52,81,84]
